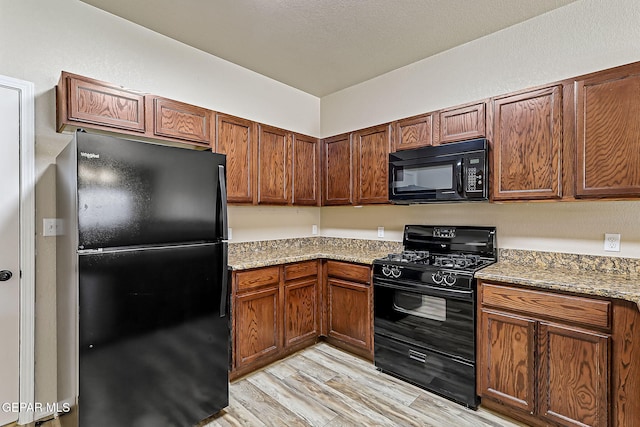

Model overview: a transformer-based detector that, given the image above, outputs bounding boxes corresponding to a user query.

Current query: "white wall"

[320,0,640,258]
[0,0,320,411]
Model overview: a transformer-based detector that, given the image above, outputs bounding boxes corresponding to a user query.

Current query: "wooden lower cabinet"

[478,281,611,427]
[232,261,319,378]
[324,261,373,359]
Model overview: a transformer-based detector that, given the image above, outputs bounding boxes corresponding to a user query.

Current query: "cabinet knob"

[0,270,13,281]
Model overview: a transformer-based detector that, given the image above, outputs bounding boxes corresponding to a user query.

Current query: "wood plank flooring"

[204,343,525,427]
[39,343,524,427]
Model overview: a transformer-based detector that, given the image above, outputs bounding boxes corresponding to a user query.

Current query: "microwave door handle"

[455,160,463,196]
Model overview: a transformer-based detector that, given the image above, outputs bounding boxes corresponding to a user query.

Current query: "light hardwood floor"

[39,343,524,427]
[204,343,524,427]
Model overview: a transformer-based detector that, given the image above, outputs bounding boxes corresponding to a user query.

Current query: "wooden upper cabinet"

[438,102,486,144]
[57,72,214,148]
[216,114,256,204]
[57,71,145,133]
[292,133,320,205]
[394,113,434,151]
[575,65,640,197]
[353,124,391,204]
[492,85,563,200]
[322,133,353,205]
[150,96,211,145]
[257,125,290,205]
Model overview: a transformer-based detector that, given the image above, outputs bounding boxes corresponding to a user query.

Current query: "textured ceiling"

[80,0,577,96]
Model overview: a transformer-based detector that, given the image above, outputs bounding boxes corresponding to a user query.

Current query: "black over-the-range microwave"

[388,138,488,204]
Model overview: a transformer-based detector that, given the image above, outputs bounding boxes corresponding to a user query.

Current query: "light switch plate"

[43,218,62,236]
[312,224,318,235]
[377,227,384,238]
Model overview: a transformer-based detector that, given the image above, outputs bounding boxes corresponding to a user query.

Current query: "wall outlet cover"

[604,233,621,252]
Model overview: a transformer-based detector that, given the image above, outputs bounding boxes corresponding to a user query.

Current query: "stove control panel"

[433,227,456,238]
[381,265,402,279]
[431,271,457,286]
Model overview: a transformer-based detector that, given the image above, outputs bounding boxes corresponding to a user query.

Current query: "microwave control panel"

[465,156,485,194]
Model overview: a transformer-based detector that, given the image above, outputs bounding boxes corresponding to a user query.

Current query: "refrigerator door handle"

[218,165,229,240]
[220,243,228,318]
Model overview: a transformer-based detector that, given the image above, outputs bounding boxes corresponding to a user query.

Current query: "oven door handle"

[373,277,474,301]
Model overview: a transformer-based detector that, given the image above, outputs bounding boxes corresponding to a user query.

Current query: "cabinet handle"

[408,349,427,363]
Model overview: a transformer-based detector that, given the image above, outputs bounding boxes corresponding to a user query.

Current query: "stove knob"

[443,273,457,286]
[391,266,402,278]
[382,266,392,277]
[432,271,444,284]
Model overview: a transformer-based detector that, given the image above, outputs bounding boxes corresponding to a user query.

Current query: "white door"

[0,84,21,425]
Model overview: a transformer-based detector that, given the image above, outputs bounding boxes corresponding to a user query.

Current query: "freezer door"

[78,243,229,427]
[76,132,226,250]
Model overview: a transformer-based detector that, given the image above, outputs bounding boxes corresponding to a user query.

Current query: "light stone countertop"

[476,249,640,309]
[228,241,640,309]
[227,237,402,270]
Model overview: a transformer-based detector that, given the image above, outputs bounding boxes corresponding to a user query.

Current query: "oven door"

[373,277,475,362]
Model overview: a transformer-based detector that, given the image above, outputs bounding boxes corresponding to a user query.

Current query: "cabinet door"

[292,133,320,205]
[257,125,290,205]
[353,124,390,204]
[576,68,640,197]
[216,114,255,203]
[478,309,536,414]
[284,277,318,347]
[326,278,371,351]
[394,113,434,151]
[538,322,609,427]
[59,72,145,133]
[438,102,486,144]
[322,133,353,205]
[152,97,211,145]
[492,85,563,200]
[235,285,280,368]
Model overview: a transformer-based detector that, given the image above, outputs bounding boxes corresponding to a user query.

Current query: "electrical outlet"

[604,233,621,252]
[228,227,233,240]
[377,227,384,238]
[312,224,318,235]
[43,218,62,236]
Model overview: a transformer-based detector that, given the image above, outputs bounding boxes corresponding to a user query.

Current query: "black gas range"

[373,225,497,409]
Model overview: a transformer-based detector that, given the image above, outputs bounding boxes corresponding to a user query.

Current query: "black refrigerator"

[56,131,229,427]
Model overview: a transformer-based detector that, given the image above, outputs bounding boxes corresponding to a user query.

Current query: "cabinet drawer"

[481,283,611,330]
[326,261,370,284]
[236,266,280,292]
[284,261,318,281]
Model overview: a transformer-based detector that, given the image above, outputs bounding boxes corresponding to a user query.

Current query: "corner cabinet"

[575,65,640,198]
[215,114,256,203]
[257,124,290,205]
[478,281,611,427]
[491,85,563,200]
[231,261,319,379]
[292,133,320,205]
[324,261,373,359]
[322,133,353,205]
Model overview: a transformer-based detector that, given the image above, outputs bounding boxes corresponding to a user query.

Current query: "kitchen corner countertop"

[228,237,402,271]
[476,249,640,309]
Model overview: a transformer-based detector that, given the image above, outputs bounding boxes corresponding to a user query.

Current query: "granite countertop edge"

[476,262,640,310]
[228,251,385,270]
